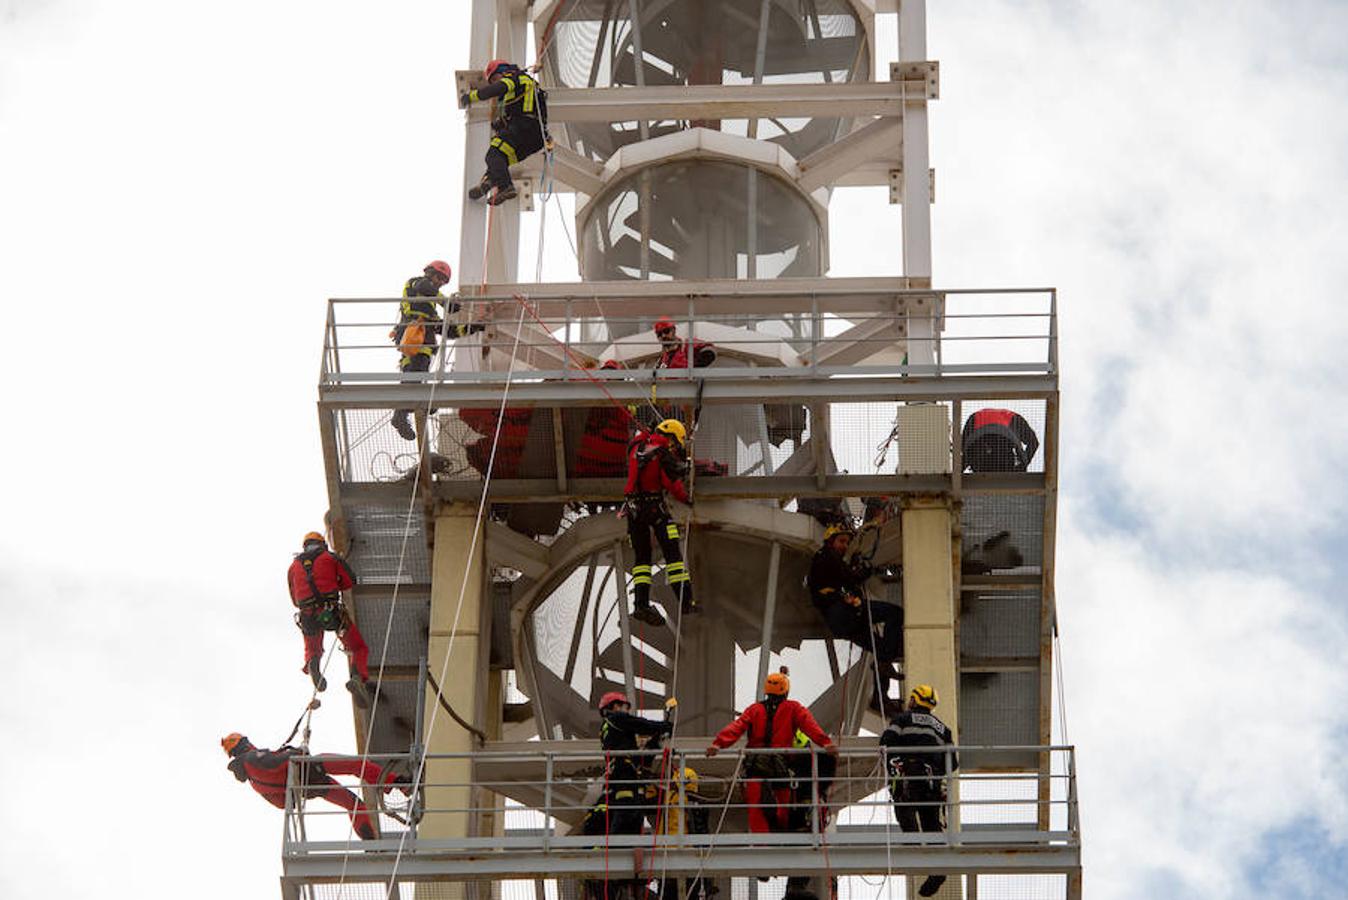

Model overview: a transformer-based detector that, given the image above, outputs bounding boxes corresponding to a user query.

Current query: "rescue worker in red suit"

[288,532,375,708]
[961,407,1039,473]
[653,316,716,372]
[391,260,485,441]
[706,672,836,834]
[624,419,695,627]
[221,732,407,840]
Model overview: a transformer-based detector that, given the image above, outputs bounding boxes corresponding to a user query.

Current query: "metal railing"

[317,288,1059,390]
[282,744,1078,865]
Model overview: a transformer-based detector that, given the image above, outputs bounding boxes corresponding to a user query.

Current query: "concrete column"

[420,502,488,841]
[900,493,961,900]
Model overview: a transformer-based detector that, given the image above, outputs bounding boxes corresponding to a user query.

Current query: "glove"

[459,92,472,108]
[705,745,719,758]
[845,593,862,608]
[825,743,839,757]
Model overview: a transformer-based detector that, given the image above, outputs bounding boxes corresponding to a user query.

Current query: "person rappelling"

[390,260,485,441]
[287,531,377,708]
[221,733,408,841]
[460,59,550,206]
[623,418,696,627]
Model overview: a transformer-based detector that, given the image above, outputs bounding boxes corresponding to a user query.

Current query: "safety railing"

[281,744,1079,864]
[317,287,1059,391]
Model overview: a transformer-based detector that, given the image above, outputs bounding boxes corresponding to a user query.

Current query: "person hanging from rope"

[880,684,959,898]
[460,59,550,206]
[287,531,376,709]
[960,407,1039,473]
[390,260,486,441]
[807,522,903,712]
[581,692,674,839]
[221,733,409,841]
[652,316,716,372]
[706,672,836,835]
[623,418,696,626]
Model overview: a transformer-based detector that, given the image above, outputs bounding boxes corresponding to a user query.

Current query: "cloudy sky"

[3,1,1347,898]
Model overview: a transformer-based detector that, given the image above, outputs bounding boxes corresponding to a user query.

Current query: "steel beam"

[797,117,904,193]
[466,80,934,126]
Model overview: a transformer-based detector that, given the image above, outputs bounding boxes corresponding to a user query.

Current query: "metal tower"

[289,2,1080,898]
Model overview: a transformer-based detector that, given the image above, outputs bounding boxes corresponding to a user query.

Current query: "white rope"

[379,302,529,898]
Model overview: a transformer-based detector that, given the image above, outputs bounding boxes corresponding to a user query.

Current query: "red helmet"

[600,359,621,370]
[654,316,676,334]
[425,260,451,280]
[598,691,628,711]
[484,59,510,81]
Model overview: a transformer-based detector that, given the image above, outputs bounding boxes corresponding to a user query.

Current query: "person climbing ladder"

[623,418,696,627]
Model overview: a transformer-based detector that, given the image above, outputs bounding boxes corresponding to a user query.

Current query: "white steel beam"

[514,143,605,195]
[466,79,934,126]
[797,117,903,192]
[457,0,496,288]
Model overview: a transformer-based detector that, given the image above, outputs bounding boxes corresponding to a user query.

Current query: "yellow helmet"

[673,767,699,792]
[823,522,856,542]
[655,419,687,447]
[764,672,790,697]
[302,531,326,547]
[909,684,939,710]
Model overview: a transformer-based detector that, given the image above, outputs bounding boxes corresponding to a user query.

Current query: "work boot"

[631,602,666,628]
[488,184,518,206]
[917,875,946,897]
[391,410,416,441]
[467,173,492,201]
[346,677,374,709]
[307,659,327,693]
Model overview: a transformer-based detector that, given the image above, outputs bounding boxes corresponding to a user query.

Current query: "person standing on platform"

[581,692,673,838]
[624,419,696,626]
[221,732,407,840]
[706,672,836,834]
[960,407,1039,473]
[287,531,375,708]
[652,316,717,372]
[390,260,484,441]
[460,60,550,206]
[880,684,959,898]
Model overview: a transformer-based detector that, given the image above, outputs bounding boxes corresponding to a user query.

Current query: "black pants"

[485,117,546,189]
[626,498,692,606]
[394,353,433,425]
[891,763,945,834]
[822,600,903,664]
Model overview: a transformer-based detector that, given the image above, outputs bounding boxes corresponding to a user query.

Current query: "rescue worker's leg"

[298,610,328,691]
[318,756,408,794]
[467,169,492,201]
[868,601,904,664]
[484,120,545,205]
[337,616,375,709]
[627,511,666,627]
[304,770,378,839]
[653,513,695,613]
[743,779,774,834]
[393,353,432,440]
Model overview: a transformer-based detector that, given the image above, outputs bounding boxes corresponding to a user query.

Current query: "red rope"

[509,293,637,423]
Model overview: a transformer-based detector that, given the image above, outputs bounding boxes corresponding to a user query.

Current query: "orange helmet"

[221,732,248,756]
[302,531,325,547]
[764,673,790,697]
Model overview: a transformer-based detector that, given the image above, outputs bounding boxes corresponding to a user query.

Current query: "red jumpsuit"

[228,745,399,839]
[711,699,833,833]
[624,430,693,609]
[287,547,369,681]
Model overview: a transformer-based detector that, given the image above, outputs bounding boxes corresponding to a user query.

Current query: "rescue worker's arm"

[608,710,674,739]
[228,757,249,782]
[333,554,357,591]
[790,704,836,753]
[943,725,960,772]
[693,342,717,367]
[1011,414,1039,465]
[408,276,442,298]
[657,450,690,506]
[462,78,511,106]
[708,707,756,753]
